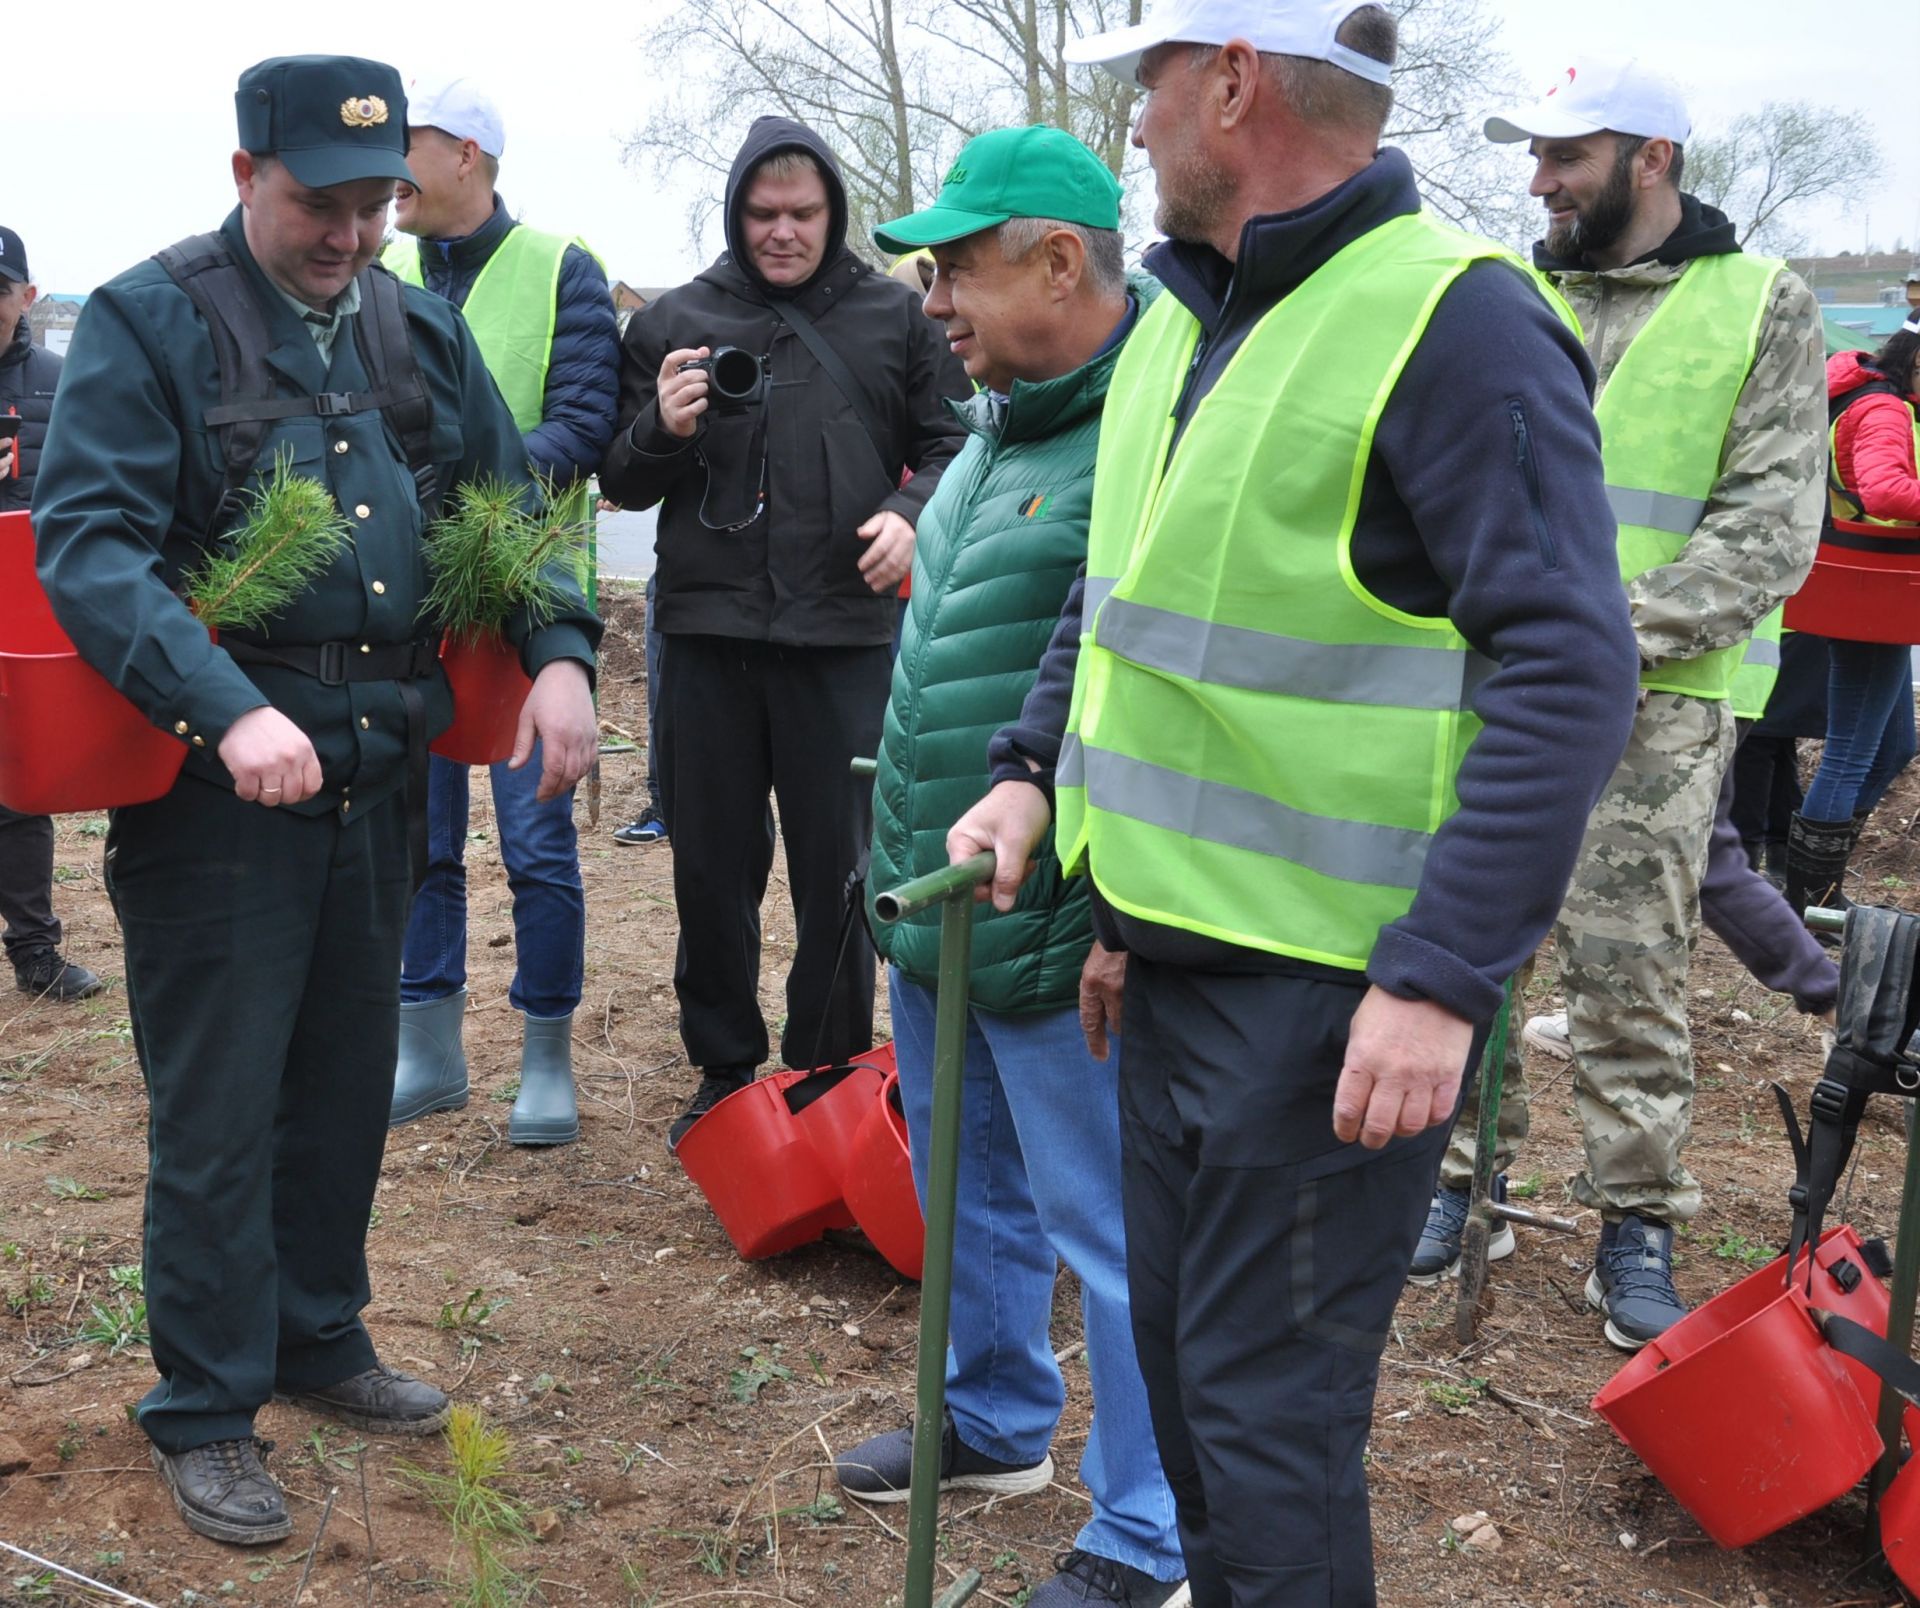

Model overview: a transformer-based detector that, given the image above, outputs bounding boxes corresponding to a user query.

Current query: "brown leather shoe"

[151,1437,292,1546]
[278,1361,450,1435]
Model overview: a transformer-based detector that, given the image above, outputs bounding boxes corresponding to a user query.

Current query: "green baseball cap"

[234,55,416,190]
[873,125,1122,255]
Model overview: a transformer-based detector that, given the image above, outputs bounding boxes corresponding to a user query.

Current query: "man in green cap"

[32,54,599,1545]
[831,126,1186,1608]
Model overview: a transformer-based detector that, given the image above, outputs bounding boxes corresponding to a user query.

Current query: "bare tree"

[1686,101,1883,254]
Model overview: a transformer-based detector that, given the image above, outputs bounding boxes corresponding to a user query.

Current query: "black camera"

[678,346,766,409]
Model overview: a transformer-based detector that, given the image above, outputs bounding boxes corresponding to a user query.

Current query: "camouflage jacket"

[1547,255,1825,671]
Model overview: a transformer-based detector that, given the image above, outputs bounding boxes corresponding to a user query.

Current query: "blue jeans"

[888,969,1183,1583]
[400,747,584,1018]
[1803,639,1917,823]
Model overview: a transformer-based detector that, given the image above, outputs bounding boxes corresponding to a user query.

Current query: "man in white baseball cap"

[383,74,619,1151]
[949,5,1640,1603]
[1415,55,1826,1355]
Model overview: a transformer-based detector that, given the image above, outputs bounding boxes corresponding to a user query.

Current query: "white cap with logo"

[407,74,506,158]
[1064,0,1391,88]
[1484,55,1690,147]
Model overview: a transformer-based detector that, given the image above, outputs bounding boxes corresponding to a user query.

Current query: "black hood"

[717,116,851,298]
[2,312,30,371]
[1534,191,1740,274]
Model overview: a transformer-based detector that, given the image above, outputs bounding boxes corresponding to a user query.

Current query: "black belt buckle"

[314,392,355,417]
[409,639,439,678]
[315,641,348,686]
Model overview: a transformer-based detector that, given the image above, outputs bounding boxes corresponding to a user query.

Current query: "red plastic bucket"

[0,511,189,814]
[1784,545,1920,643]
[677,1070,854,1260]
[1592,1225,1890,1548]
[431,631,531,765]
[841,1066,926,1281]
[786,1061,886,1183]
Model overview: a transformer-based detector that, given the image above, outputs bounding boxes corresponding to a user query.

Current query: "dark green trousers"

[107,777,409,1453]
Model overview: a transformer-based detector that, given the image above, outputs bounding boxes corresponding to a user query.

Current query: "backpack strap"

[154,238,443,536]
[352,261,441,522]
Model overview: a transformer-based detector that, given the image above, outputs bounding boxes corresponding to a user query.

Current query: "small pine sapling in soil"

[179,450,352,631]
[424,476,590,646]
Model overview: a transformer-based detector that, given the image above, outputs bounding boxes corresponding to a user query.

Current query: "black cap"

[0,227,26,284]
[234,55,416,189]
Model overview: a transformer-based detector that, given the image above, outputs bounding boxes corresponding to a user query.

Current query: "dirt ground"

[3,579,1918,1607]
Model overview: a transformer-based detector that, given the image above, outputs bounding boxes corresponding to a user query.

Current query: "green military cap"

[235,55,416,189]
[873,125,1122,254]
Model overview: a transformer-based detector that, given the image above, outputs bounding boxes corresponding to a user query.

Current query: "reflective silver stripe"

[1094,597,1491,710]
[1083,575,1117,625]
[1742,636,1781,670]
[1059,732,1086,786]
[1078,744,1430,891]
[1607,484,1707,537]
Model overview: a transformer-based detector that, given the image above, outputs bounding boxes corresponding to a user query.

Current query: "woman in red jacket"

[1788,315,1920,913]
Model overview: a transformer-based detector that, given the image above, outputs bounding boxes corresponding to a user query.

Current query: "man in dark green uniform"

[31,55,599,1546]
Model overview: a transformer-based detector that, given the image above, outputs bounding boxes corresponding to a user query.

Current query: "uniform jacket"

[405,195,619,487]
[871,281,1151,1012]
[598,116,971,647]
[1538,197,1826,673]
[0,319,61,512]
[1828,350,1920,524]
[991,150,1638,1025]
[32,209,599,820]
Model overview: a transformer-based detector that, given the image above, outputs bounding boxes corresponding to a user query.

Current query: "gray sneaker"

[1028,1550,1189,1607]
[1585,1215,1688,1351]
[1407,1178,1515,1286]
[151,1437,292,1545]
[1521,1010,1572,1060]
[835,1409,1052,1505]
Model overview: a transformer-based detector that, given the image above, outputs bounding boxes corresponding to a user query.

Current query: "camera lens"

[711,348,761,401]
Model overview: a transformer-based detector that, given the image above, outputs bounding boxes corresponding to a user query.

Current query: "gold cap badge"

[340,95,390,128]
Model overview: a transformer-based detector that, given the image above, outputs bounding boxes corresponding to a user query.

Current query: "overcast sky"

[12,0,1915,299]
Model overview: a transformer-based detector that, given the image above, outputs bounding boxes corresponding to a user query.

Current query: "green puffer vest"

[869,281,1154,1011]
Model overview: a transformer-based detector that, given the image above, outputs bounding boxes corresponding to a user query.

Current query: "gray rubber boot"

[509,1012,578,1146]
[388,988,470,1127]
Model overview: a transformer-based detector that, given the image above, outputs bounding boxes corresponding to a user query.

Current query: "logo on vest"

[1020,493,1054,520]
[341,96,390,129]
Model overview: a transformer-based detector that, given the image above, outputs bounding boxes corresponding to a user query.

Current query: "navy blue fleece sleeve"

[987,569,1085,799]
[523,244,620,486]
[1363,260,1638,1022]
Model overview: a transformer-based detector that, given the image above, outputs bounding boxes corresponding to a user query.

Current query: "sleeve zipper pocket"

[1508,399,1558,572]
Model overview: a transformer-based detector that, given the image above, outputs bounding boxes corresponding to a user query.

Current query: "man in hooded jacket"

[600,118,970,1144]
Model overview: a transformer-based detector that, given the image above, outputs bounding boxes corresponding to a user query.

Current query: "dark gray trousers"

[1119,958,1476,1607]
[0,803,59,963]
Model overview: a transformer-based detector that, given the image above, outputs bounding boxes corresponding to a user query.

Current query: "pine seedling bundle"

[180,450,353,631]
[423,476,590,647]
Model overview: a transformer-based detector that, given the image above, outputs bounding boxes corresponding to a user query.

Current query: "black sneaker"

[1585,1214,1687,1351]
[1407,1177,1514,1286]
[613,806,668,845]
[667,1067,753,1150]
[151,1436,292,1546]
[14,948,105,1001]
[1029,1549,1188,1607]
[834,1408,1053,1505]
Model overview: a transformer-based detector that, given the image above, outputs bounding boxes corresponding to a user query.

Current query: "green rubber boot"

[509,1012,579,1146]
[389,989,469,1127]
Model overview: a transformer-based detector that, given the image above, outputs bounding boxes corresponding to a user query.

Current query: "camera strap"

[767,296,890,474]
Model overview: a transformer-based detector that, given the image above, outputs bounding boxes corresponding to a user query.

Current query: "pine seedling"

[424,475,590,645]
[180,449,352,631]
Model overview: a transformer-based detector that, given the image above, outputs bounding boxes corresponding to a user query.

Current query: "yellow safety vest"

[1729,609,1783,722]
[1055,211,1578,968]
[1592,252,1784,699]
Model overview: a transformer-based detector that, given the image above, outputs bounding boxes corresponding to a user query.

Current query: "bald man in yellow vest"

[381,74,619,1146]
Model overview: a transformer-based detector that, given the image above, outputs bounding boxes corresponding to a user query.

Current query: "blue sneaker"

[1585,1215,1687,1351]
[1408,1177,1514,1286]
[613,805,667,845]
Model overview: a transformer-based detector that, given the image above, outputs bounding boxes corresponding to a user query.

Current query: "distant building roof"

[1825,304,1912,342]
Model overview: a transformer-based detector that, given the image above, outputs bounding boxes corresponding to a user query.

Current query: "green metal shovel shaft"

[874,852,995,1608]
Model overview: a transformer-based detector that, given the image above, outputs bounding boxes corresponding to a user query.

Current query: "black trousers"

[0,803,59,963]
[1119,958,1475,1607]
[656,634,889,1072]
[106,778,409,1453]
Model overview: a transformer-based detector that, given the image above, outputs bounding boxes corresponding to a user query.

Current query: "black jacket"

[992,150,1640,1024]
[1,318,61,513]
[599,116,970,646]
